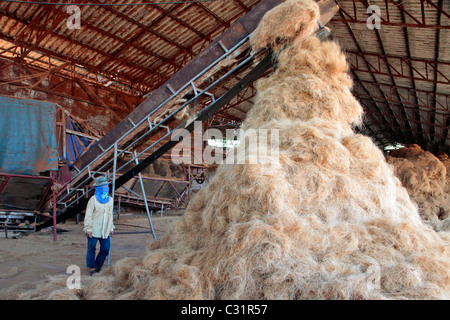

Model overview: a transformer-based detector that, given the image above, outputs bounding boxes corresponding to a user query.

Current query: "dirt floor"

[0,211,181,298]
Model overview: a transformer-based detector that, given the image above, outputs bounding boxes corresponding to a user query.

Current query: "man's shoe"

[89,268,100,276]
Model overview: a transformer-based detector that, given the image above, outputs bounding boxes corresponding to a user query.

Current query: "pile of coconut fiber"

[387,145,450,232]
[437,152,450,194]
[15,0,449,300]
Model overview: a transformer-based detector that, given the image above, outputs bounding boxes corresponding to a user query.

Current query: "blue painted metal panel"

[0,96,58,175]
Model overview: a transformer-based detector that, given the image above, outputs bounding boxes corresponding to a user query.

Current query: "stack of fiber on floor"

[16,0,450,300]
[387,145,450,232]
[437,153,450,194]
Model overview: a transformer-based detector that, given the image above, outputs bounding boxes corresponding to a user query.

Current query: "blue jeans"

[86,236,110,270]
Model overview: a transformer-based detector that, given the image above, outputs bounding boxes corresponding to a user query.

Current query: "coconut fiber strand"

[15,0,450,300]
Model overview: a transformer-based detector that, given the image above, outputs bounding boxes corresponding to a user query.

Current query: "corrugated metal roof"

[0,0,448,154]
[328,0,449,154]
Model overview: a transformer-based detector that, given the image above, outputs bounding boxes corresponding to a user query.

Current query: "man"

[83,176,115,276]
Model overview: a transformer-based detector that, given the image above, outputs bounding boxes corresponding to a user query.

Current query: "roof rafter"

[346,50,450,86]
[195,2,230,28]
[135,9,249,89]
[430,0,443,150]
[333,0,450,29]
[398,1,426,144]
[354,0,415,142]
[0,11,162,90]
[339,9,406,143]
[87,0,191,72]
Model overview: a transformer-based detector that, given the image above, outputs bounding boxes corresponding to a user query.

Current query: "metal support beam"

[347,51,450,86]
[333,0,450,29]
[133,151,157,240]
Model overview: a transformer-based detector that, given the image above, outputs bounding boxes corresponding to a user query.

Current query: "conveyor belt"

[35,0,339,231]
